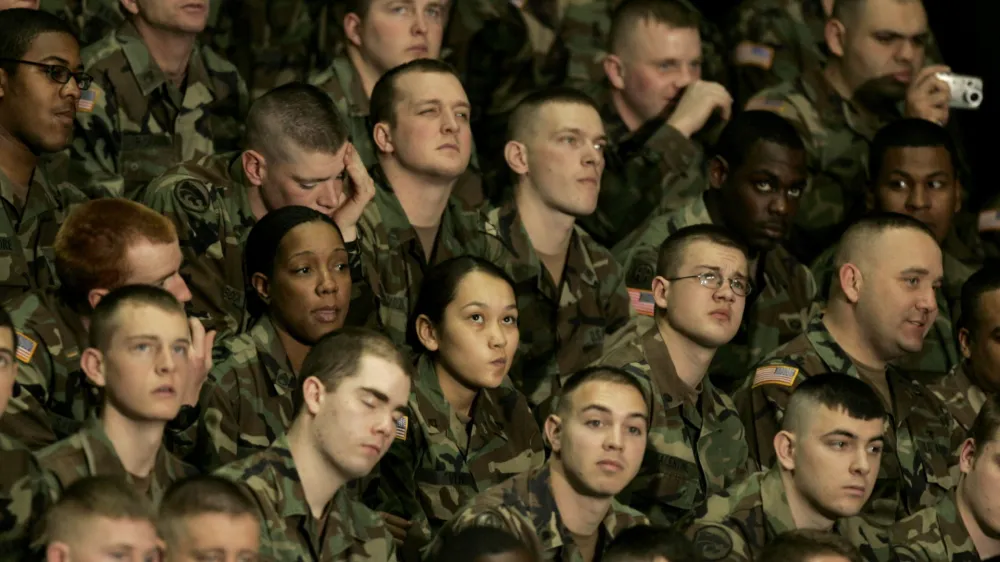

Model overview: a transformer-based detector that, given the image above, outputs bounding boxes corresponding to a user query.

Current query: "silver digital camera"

[936,73,984,109]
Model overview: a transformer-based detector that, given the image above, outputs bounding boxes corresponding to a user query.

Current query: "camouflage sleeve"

[887,512,937,562]
[684,521,753,562]
[423,504,543,562]
[734,366,797,469]
[0,334,59,451]
[615,225,667,290]
[601,249,636,333]
[839,516,892,562]
[67,80,125,199]
[344,238,377,330]
[0,443,59,554]
[352,218,396,341]
[374,423,425,526]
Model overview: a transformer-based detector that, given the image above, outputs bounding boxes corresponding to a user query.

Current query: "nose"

[61,78,82,101]
[487,320,507,349]
[375,414,395,439]
[851,448,872,476]
[317,265,340,295]
[167,274,193,304]
[157,345,177,374]
[441,111,460,134]
[412,9,428,36]
[603,425,625,452]
[897,38,917,63]
[713,279,737,303]
[315,180,345,214]
[677,63,696,89]
[770,192,790,216]
[905,185,929,211]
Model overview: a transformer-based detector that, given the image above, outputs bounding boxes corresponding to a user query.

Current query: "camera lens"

[968,91,982,104]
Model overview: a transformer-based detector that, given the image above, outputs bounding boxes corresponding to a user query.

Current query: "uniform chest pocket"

[120,133,176,184]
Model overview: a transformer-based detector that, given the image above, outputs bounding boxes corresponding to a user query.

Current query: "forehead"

[856,0,927,33]
[110,304,188,339]
[451,270,515,303]
[869,229,942,273]
[87,516,159,544]
[339,354,411,397]
[279,221,345,255]
[183,512,260,541]
[395,71,467,105]
[739,140,807,175]
[976,289,1000,325]
[569,379,646,414]
[879,145,953,176]
[22,31,80,64]
[0,326,12,351]
[630,19,700,58]
[536,102,604,135]
[280,144,349,176]
[678,240,748,274]
[809,404,885,436]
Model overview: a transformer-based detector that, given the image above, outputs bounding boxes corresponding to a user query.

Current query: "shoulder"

[142,156,233,216]
[199,43,242,77]
[36,432,85,469]
[81,33,125,70]
[210,332,260,377]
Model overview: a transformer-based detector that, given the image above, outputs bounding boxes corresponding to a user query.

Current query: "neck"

[132,17,197,87]
[654,315,714,390]
[381,158,455,229]
[0,127,38,189]
[345,46,381,100]
[780,468,837,531]
[100,406,166,479]
[958,477,1000,559]
[273,320,311,374]
[514,182,576,257]
[549,457,612,536]
[824,64,855,102]
[609,89,642,133]
[822,303,888,370]
[435,360,478,418]
[286,419,346,519]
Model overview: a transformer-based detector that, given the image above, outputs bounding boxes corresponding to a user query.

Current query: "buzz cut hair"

[759,529,863,562]
[506,86,601,143]
[554,366,649,418]
[368,58,462,139]
[833,212,937,271]
[87,285,187,351]
[40,476,155,547]
[158,475,260,548]
[608,0,700,56]
[655,224,749,279]
[959,261,1000,336]
[968,394,1000,460]
[244,82,349,164]
[781,373,887,434]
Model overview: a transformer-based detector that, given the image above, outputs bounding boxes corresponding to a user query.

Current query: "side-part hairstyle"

[244,82,349,164]
[759,529,863,562]
[432,525,538,562]
[369,58,461,136]
[655,224,749,279]
[958,259,1000,334]
[292,327,412,414]
[88,285,186,351]
[833,211,937,270]
[158,475,260,547]
[868,118,958,182]
[0,8,77,76]
[555,366,649,417]
[608,0,700,55]
[506,86,601,143]
[781,373,887,433]
[40,475,155,546]
[714,110,805,172]
[55,199,178,313]
[604,525,698,562]
[407,256,517,352]
[968,394,1000,460]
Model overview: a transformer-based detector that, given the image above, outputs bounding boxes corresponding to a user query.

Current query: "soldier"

[889,394,1000,561]
[745,0,949,263]
[158,475,262,562]
[0,198,208,450]
[810,119,976,374]
[140,83,374,338]
[617,111,816,392]
[577,0,733,248]
[758,530,864,562]
[356,59,506,346]
[194,206,352,470]
[599,224,754,525]
[215,328,409,562]
[604,525,697,562]
[428,366,651,562]
[0,9,89,307]
[375,257,544,550]
[685,375,886,562]
[737,213,964,526]
[35,286,198,503]
[488,86,633,411]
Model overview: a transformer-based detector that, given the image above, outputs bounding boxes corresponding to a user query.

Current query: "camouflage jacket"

[615,195,818,392]
[310,55,373,167]
[484,199,635,411]
[429,462,649,562]
[736,313,964,527]
[0,433,58,559]
[377,354,544,546]
[39,0,124,47]
[597,326,754,526]
[0,290,93,451]
[215,435,397,562]
[69,21,249,200]
[889,491,981,562]
[683,466,884,562]
[926,362,986,433]
[193,314,297,471]
[36,418,197,504]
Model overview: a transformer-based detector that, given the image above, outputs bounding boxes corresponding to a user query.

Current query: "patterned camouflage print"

[889,491,979,562]
[429,462,650,562]
[598,327,755,526]
[310,55,373,166]
[0,433,58,558]
[215,435,397,562]
[483,199,635,411]
[683,467,885,562]
[0,290,93,451]
[376,354,544,546]
[737,313,965,527]
[68,22,249,200]
[615,195,819,392]
[36,418,197,504]
[926,362,986,433]
[39,0,124,47]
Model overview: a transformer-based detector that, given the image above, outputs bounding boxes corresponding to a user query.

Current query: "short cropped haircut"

[833,212,937,271]
[715,110,805,172]
[88,285,186,351]
[759,529,863,562]
[55,199,178,314]
[868,118,957,182]
[432,526,536,562]
[608,0,699,55]
[292,327,412,415]
[506,86,601,143]
[369,58,462,137]
[959,261,1000,335]
[555,366,649,417]
[968,395,1000,460]
[604,525,697,562]
[244,82,349,164]
[0,9,77,76]
[655,224,749,279]
[41,476,155,546]
[158,475,260,548]
[781,373,887,433]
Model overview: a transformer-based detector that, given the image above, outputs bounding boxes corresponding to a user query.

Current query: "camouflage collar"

[74,417,185,499]
[759,466,800,536]
[249,315,296,393]
[221,152,257,232]
[330,55,369,117]
[639,327,703,408]
[0,163,60,225]
[803,313,862,378]
[115,21,214,99]
[413,354,508,446]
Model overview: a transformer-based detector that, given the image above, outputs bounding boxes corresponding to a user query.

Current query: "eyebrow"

[695,265,748,279]
[900,267,931,276]
[553,127,609,142]
[39,55,73,66]
[413,98,471,109]
[291,174,332,184]
[361,387,409,414]
[461,302,519,311]
[580,404,650,423]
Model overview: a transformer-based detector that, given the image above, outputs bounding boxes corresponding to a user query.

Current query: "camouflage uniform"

[597,326,754,526]
[215,435,397,562]
[0,434,58,558]
[376,354,545,547]
[36,418,197,504]
[483,199,635,411]
[889,491,979,562]
[926,362,985,433]
[430,462,650,562]
[39,0,124,47]
[736,313,965,527]
[683,466,885,562]
[68,21,249,200]
[615,194,818,392]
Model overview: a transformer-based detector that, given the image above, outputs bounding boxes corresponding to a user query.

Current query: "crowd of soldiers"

[0,0,997,560]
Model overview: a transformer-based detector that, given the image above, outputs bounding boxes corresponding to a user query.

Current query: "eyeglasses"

[667,271,753,297]
[0,59,93,90]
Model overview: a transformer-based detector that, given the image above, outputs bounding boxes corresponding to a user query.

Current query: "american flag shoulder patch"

[752,365,799,388]
[979,210,1000,232]
[76,85,101,113]
[395,415,409,441]
[15,331,37,364]
[734,41,775,70]
[627,288,656,317]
